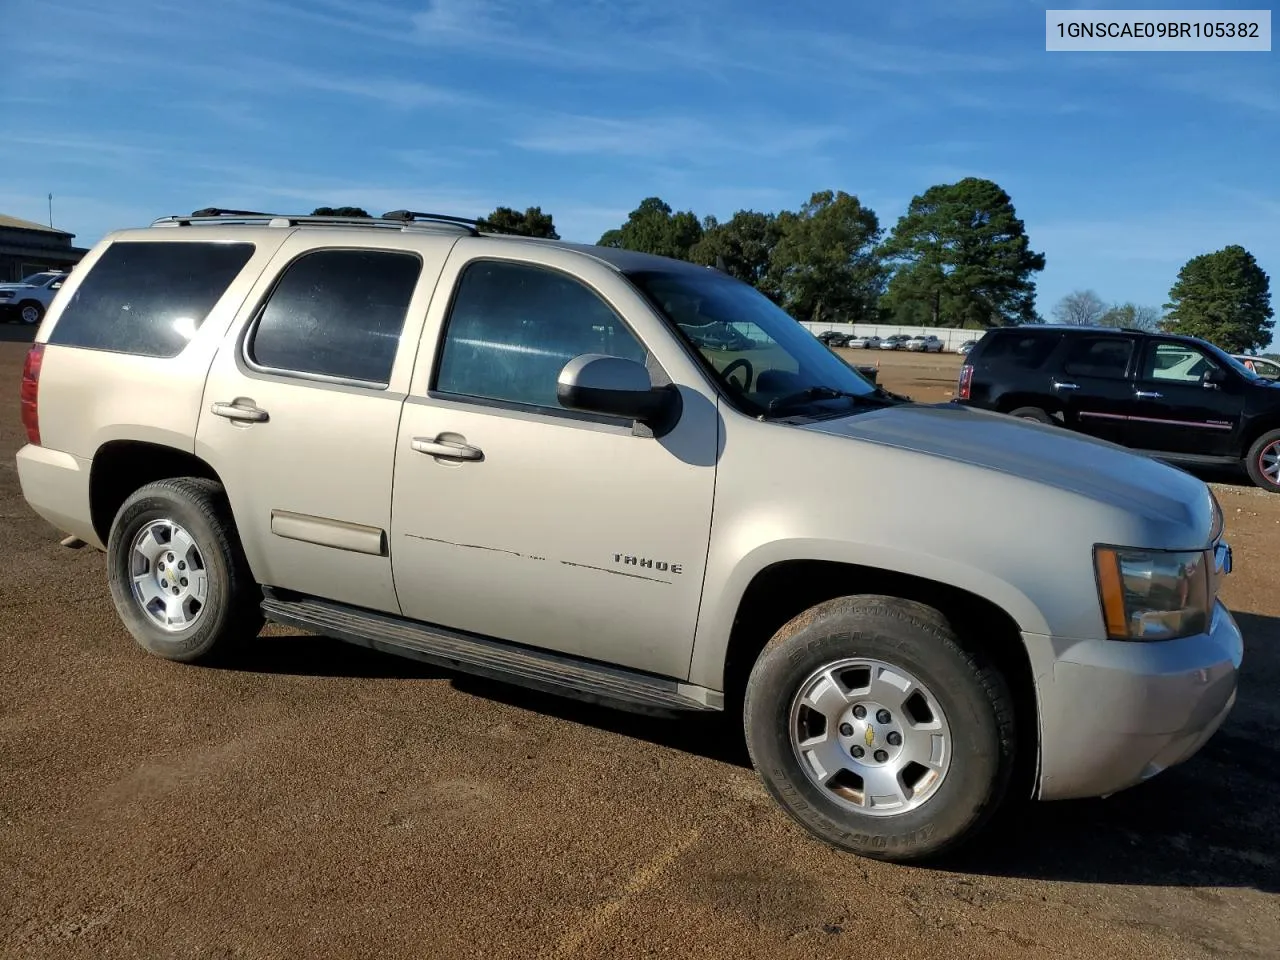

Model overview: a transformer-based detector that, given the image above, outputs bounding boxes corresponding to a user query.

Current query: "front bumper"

[1030,598,1243,801]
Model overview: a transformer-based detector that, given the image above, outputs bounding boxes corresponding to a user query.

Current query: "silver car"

[16,208,1242,865]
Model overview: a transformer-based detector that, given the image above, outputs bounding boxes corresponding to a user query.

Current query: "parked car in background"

[956,339,978,356]
[905,335,943,353]
[14,207,1242,866]
[817,330,849,347]
[682,320,754,352]
[0,270,69,325]
[879,334,912,350]
[1235,355,1280,380]
[955,324,1280,493]
[846,334,881,349]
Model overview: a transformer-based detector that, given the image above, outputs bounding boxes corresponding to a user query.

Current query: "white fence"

[798,322,988,353]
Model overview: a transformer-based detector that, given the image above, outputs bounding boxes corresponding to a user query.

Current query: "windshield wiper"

[764,386,868,417]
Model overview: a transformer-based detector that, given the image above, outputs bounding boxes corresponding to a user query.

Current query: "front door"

[389,247,719,679]
[1128,339,1246,457]
[195,236,447,614]
[1052,333,1140,444]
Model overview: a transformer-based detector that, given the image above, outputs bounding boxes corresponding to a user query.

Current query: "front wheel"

[743,596,1016,862]
[106,477,264,663]
[1245,429,1280,493]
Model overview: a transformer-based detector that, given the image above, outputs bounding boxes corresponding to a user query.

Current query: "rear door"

[1051,333,1140,443]
[1128,338,1246,456]
[195,232,454,614]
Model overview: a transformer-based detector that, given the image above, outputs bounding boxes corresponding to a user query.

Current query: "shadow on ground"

[0,324,36,343]
[231,611,1278,891]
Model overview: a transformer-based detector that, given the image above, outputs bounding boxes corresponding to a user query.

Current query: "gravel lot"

[2,331,1277,959]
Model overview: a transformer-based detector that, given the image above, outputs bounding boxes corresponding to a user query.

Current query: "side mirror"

[557,354,677,425]
[1203,368,1228,387]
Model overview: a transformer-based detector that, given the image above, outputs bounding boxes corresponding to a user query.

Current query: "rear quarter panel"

[32,229,290,461]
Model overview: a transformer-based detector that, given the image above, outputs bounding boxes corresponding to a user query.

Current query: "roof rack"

[150,207,484,234]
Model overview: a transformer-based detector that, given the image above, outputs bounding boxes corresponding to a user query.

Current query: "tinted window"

[48,241,255,357]
[248,248,422,385]
[1142,342,1220,383]
[434,260,648,409]
[1062,336,1135,379]
[976,331,1060,369]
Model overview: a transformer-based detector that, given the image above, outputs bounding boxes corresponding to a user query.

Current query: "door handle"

[1051,381,1080,391]
[411,436,483,461]
[210,400,269,422]
[1135,390,1162,399]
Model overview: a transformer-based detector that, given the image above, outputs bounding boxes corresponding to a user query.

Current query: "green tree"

[1163,245,1274,353]
[1097,302,1163,332]
[312,206,371,217]
[598,197,703,260]
[688,210,783,290]
[764,190,886,324]
[879,177,1045,327]
[481,205,560,239]
[1052,289,1106,326]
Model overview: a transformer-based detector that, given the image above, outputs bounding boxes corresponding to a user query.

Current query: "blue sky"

[3,0,1277,342]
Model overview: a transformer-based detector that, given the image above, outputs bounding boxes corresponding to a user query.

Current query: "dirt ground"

[2,329,1278,960]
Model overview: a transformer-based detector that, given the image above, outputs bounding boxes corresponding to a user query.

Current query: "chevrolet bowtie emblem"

[864,726,875,747]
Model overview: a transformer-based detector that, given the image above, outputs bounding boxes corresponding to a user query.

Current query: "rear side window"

[48,241,255,358]
[974,331,1060,369]
[247,248,422,386]
[1062,336,1136,379]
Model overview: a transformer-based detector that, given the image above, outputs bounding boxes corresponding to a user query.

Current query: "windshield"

[625,267,885,418]
[18,272,57,285]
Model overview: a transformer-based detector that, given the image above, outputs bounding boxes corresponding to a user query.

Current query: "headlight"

[1093,546,1212,641]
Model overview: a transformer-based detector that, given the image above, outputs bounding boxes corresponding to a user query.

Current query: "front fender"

[686,535,1053,692]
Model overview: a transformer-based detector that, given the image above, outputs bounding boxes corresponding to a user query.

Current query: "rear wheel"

[106,478,263,663]
[743,596,1016,862]
[1008,406,1055,424]
[1245,429,1280,493]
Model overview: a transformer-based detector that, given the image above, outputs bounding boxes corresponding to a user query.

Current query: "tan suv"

[16,209,1243,863]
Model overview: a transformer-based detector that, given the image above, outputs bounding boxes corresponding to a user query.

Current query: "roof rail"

[150,208,480,233]
[381,210,536,237]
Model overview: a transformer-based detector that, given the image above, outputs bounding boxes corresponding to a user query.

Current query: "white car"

[1234,355,1280,380]
[846,334,881,349]
[879,334,911,350]
[905,335,943,353]
[0,270,69,325]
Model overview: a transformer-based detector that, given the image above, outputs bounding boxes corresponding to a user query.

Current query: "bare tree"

[1098,302,1164,332]
[1052,289,1107,326]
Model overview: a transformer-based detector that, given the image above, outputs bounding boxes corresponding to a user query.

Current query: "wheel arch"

[89,440,225,547]
[703,554,1044,803]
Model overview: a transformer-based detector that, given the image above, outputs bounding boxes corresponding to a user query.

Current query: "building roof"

[0,213,74,238]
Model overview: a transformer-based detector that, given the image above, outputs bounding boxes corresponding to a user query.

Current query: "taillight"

[957,363,974,401]
[20,343,44,446]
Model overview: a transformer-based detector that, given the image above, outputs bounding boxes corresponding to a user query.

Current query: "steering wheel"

[721,357,754,392]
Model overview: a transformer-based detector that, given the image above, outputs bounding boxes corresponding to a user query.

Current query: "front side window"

[248,248,422,385]
[625,267,885,419]
[433,259,648,410]
[48,241,256,357]
[1142,341,1221,384]
[1061,336,1135,379]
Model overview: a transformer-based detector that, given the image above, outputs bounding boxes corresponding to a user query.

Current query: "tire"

[106,477,263,663]
[743,595,1016,863]
[1007,406,1054,424]
[18,300,44,325]
[1245,428,1280,493]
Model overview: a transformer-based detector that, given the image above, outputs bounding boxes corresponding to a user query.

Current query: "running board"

[260,591,723,717]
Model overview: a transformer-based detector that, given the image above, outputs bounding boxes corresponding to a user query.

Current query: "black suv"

[955,324,1280,493]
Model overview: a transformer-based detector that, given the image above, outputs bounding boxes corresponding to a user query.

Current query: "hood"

[803,401,1215,536]
[0,283,34,291]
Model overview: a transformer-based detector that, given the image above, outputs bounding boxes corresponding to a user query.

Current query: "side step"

[260,591,723,717]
